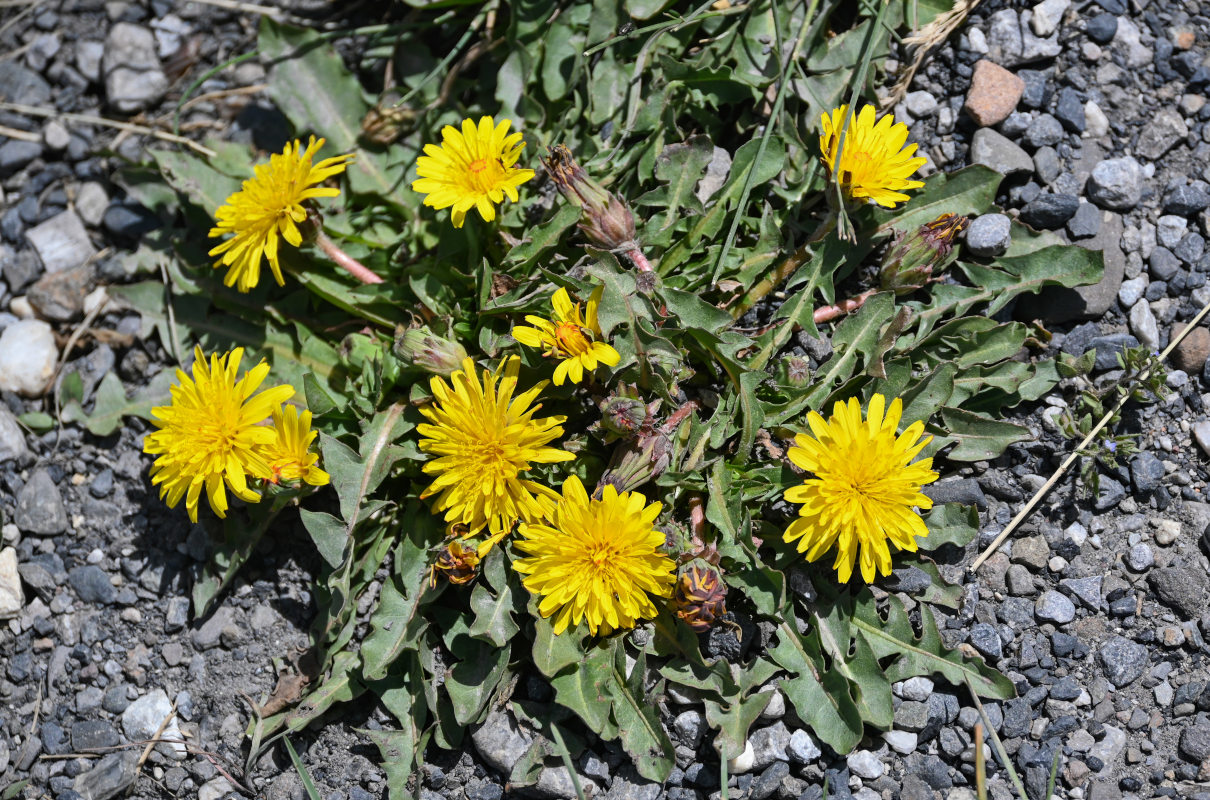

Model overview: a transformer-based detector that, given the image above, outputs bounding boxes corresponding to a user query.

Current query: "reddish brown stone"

[963,60,1025,127]
[1173,29,1196,50]
[1173,322,1210,373]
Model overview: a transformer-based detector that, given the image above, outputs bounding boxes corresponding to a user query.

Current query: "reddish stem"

[624,247,654,273]
[813,288,876,324]
[315,231,384,285]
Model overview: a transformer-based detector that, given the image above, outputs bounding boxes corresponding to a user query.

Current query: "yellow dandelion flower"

[820,105,927,209]
[411,116,535,228]
[143,347,296,523]
[783,394,938,583]
[417,356,574,554]
[259,404,330,488]
[208,136,354,293]
[513,475,676,636]
[511,286,621,386]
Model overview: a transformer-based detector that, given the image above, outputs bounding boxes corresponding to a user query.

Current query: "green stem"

[729,211,836,320]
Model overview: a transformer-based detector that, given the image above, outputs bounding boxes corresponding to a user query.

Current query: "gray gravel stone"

[25,209,96,274]
[1149,566,1209,619]
[786,729,821,763]
[1024,113,1064,148]
[1165,184,1210,216]
[69,565,116,605]
[0,406,29,464]
[1087,157,1144,210]
[1124,543,1153,571]
[970,129,1033,176]
[1150,247,1181,281]
[1136,108,1188,160]
[103,24,169,112]
[904,91,938,117]
[846,750,884,780]
[0,60,52,105]
[964,213,1012,257]
[749,721,789,769]
[1128,300,1159,351]
[1179,723,1210,763]
[1098,636,1148,687]
[71,720,120,751]
[1129,451,1164,492]
[672,710,704,747]
[1020,192,1079,229]
[1067,201,1101,239]
[15,469,67,535]
[73,752,139,800]
[969,623,1002,659]
[1035,590,1076,623]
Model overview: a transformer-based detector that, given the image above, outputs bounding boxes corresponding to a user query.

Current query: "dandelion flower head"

[208,136,354,292]
[411,116,535,228]
[513,475,676,635]
[819,105,926,209]
[783,393,938,583]
[417,356,574,554]
[511,286,620,385]
[144,346,295,523]
[259,404,330,488]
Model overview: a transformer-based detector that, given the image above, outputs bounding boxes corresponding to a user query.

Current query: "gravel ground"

[4,1,1210,799]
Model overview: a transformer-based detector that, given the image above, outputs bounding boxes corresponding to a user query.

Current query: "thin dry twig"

[178,83,268,113]
[0,123,39,142]
[178,0,310,24]
[970,296,1210,572]
[0,102,216,157]
[883,0,982,110]
[135,699,179,772]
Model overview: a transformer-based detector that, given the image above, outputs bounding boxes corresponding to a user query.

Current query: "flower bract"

[260,404,330,488]
[411,116,535,228]
[819,105,926,209]
[144,347,296,523]
[783,394,938,583]
[417,356,573,554]
[511,286,620,385]
[208,136,354,292]
[513,475,676,635]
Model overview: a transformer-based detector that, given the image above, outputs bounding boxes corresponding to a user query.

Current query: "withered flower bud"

[394,325,468,377]
[599,431,672,495]
[429,540,480,588]
[542,145,638,253]
[600,395,650,438]
[674,564,728,632]
[879,212,969,295]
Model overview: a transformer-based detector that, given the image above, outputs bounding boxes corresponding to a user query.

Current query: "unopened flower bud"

[880,213,969,295]
[542,145,638,252]
[361,103,418,146]
[674,563,728,632]
[599,431,671,495]
[429,540,480,587]
[777,356,811,388]
[600,395,650,438]
[394,325,468,376]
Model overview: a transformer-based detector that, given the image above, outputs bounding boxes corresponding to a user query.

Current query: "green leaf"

[446,635,510,726]
[149,148,242,218]
[812,600,893,729]
[852,592,1015,700]
[872,165,1002,234]
[919,503,979,550]
[936,407,1031,461]
[363,729,417,800]
[17,411,54,433]
[60,371,174,437]
[704,691,772,759]
[608,639,676,783]
[549,641,618,737]
[658,287,734,336]
[281,650,363,734]
[532,615,590,678]
[360,522,432,682]
[769,621,864,753]
[298,509,348,569]
[258,19,405,202]
[466,553,520,648]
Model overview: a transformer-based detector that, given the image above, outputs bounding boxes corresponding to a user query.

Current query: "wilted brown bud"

[879,213,969,295]
[542,145,638,252]
[674,564,728,632]
[599,432,671,495]
[429,541,480,588]
[394,325,468,376]
[361,104,418,146]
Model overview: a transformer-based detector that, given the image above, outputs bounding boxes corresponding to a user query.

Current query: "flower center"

[554,322,591,356]
[462,157,506,195]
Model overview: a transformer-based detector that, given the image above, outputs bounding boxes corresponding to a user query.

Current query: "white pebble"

[0,320,59,397]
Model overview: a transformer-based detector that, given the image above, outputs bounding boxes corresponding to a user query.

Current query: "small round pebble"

[965,213,1012,257]
[1125,543,1154,571]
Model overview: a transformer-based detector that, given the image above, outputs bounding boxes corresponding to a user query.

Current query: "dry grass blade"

[970,294,1210,572]
[0,102,216,157]
[882,0,982,110]
[0,123,40,142]
[135,699,179,772]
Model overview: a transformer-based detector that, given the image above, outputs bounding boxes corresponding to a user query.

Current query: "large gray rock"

[970,129,1034,176]
[73,752,140,800]
[25,209,96,274]
[121,689,186,759]
[1087,157,1144,211]
[472,709,532,775]
[15,469,68,535]
[102,23,168,112]
[1149,566,1209,619]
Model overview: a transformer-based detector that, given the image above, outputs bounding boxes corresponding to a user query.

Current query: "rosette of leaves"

[94,0,1108,794]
